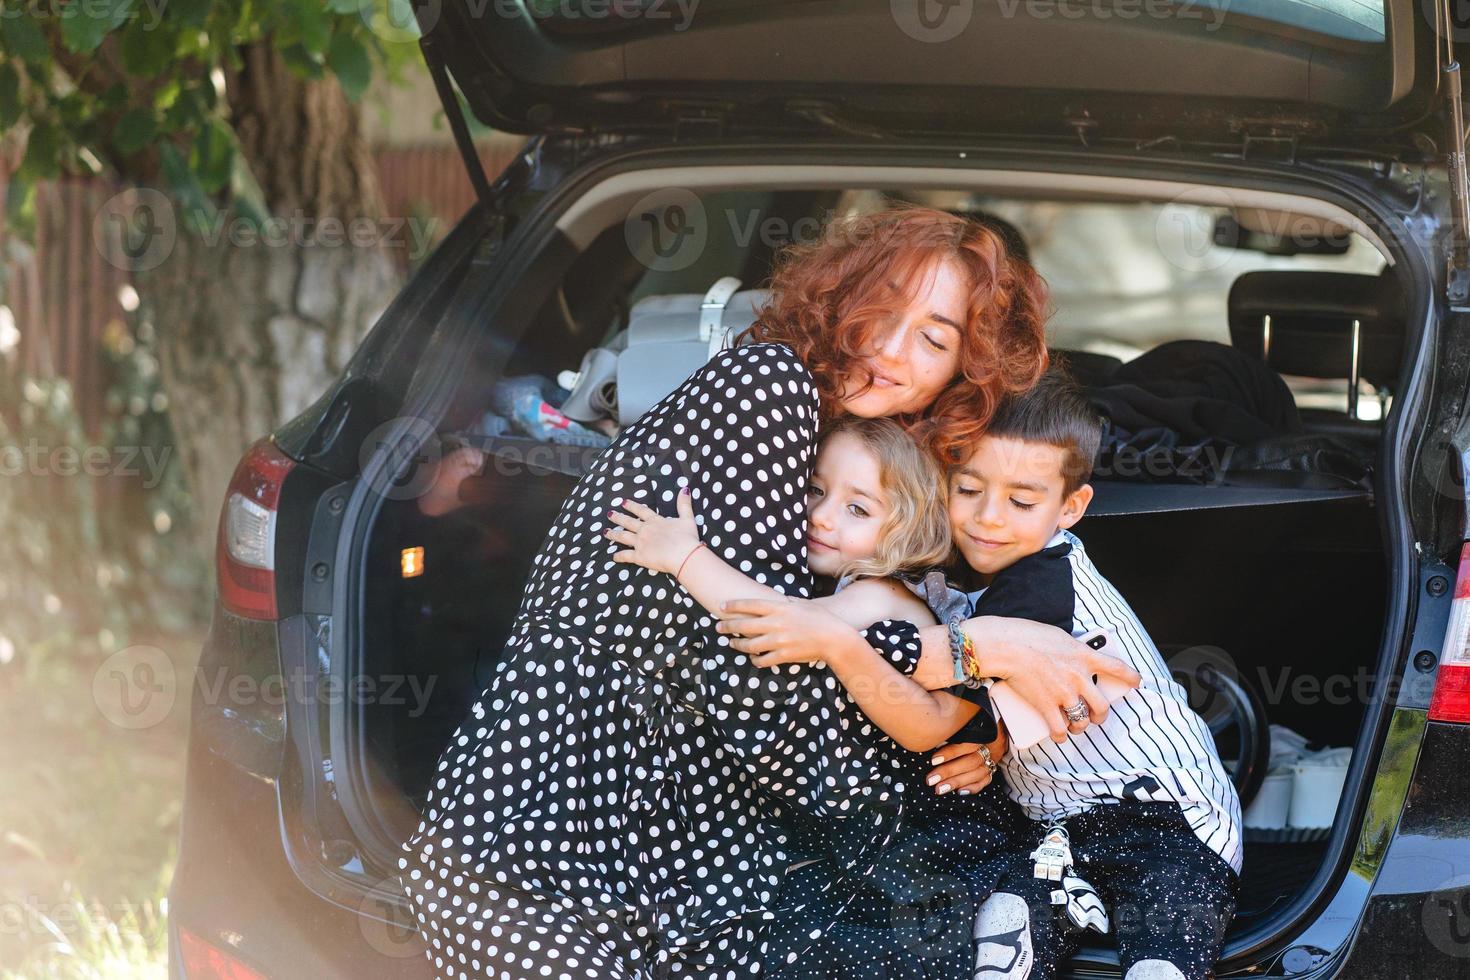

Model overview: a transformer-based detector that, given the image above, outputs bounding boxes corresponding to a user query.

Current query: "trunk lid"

[414,0,1447,157]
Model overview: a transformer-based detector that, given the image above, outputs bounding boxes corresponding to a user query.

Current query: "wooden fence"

[0,140,520,434]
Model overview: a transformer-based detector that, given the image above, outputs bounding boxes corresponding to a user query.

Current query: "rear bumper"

[170,654,432,977]
[1333,721,1470,975]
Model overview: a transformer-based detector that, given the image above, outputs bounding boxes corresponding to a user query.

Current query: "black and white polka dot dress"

[397,343,945,978]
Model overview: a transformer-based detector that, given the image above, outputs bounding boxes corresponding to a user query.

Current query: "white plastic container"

[1244,769,1293,829]
[1288,748,1351,829]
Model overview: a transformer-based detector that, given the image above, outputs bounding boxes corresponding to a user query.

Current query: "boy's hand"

[716,596,852,667]
[606,489,700,576]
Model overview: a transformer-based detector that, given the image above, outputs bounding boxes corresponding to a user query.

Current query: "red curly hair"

[740,204,1050,464]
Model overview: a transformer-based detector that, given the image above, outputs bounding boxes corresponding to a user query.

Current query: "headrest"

[1227,270,1402,391]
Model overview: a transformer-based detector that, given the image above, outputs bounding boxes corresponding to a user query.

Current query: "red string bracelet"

[676,542,707,581]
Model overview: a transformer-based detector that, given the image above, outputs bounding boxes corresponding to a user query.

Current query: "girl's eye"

[1010,498,1036,511]
[955,485,979,496]
[922,333,948,352]
[807,486,824,498]
[847,504,869,518]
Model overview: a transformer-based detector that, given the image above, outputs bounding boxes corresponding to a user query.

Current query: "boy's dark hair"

[983,369,1103,495]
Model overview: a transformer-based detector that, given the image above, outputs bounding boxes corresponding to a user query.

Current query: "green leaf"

[229,150,269,226]
[0,62,20,130]
[17,120,60,180]
[1,13,50,61]
[118,16,177,75]
[326,30,371,101]
[169,0,213,29]
[277,3,330,56]
[326,0,361,13]
[158,141,217,234]
[113,107,158,155]
[4,173,36,241]
[60,0,136,54]
[189,118,233,194]
[278,42,324,79]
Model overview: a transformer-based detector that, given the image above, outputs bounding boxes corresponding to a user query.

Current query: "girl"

[606,414,989,753]
[607,416,1034,977]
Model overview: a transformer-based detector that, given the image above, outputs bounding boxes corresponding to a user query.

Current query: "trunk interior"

[351,166,1404,968]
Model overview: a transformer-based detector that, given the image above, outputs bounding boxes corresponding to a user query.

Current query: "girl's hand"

[968,616,1140,742]
[716,596,854,667]
[925,732,1006,795]
[606,489,701,576]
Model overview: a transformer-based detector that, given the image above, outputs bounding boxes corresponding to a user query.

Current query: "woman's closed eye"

[921,332,948,352]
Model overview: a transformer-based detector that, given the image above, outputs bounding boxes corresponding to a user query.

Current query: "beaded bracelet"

[947,620,983,689]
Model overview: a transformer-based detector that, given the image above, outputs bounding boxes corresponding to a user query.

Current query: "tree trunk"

[132,43,401,564]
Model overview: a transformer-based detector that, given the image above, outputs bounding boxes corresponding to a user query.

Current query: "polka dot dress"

[397,344,938,978]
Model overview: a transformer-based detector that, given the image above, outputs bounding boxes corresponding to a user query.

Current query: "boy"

[951,372,1242,980]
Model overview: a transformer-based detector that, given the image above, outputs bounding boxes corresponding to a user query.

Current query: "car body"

[170,2,1470,976]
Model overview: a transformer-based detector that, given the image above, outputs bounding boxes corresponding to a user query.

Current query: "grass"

[0,626,202,977]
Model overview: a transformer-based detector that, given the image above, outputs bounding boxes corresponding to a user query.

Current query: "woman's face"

[804,431,890,577]
[836,256,967,418]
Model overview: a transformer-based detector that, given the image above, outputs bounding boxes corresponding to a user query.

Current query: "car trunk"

[326,141,1429,973]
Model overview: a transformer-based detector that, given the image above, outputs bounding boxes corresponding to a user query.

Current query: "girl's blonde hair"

[819,416,954,582]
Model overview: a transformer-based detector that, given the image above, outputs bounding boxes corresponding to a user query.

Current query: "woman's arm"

[718,603,1141,743]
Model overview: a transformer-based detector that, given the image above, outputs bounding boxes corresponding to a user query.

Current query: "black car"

[169,1,1470,976]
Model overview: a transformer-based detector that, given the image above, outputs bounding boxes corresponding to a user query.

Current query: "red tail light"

[1429,541,1470,723]
[177,925,269,980]
[215,439,295,620]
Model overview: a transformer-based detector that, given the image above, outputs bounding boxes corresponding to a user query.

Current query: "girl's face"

[836,256,967,419]
[805,431,891,577]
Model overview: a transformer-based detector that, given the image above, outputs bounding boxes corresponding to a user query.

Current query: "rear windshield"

[1220,0,1385,42]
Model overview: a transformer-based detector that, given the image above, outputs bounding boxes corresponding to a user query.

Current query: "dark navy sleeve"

[948,541,1076,744]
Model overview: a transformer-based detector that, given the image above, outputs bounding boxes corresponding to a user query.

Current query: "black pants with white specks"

[982,801,1239,980]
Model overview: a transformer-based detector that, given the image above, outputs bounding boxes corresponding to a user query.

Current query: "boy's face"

[805,431,890,577]
[948,435,1093,579]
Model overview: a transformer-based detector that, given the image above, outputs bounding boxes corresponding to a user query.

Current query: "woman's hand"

[925,728,1007,795]
[966,616,1140,742]
[716,596,858,667]
[606,490,701,576]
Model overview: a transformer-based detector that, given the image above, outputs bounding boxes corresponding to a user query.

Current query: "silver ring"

[1064,699,1089,723]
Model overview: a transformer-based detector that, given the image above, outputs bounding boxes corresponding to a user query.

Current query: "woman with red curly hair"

[398,205,1135,979]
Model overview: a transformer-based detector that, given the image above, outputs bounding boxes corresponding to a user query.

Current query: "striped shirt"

[966,529,1244,873]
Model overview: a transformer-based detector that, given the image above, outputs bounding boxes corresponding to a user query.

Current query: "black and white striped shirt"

[966,529,1244,873]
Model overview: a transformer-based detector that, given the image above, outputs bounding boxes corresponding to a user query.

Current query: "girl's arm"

[606,492,905,630]
[607,495,984,750]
